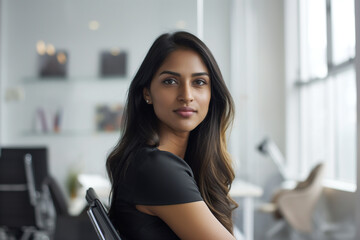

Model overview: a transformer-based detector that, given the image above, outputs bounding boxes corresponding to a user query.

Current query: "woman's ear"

[143,88,152,104]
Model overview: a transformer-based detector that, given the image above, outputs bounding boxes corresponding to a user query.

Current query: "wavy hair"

[106,31,237,233]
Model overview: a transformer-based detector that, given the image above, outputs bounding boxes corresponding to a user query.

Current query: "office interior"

[0,0,360,240]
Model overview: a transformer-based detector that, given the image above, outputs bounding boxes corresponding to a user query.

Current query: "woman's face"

[144,49,211,135]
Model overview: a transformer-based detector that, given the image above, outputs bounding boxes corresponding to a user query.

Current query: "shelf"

[22,130,121,137]
[22,76,129,84]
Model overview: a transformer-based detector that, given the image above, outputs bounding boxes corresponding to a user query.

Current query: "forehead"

[156,49,208,74]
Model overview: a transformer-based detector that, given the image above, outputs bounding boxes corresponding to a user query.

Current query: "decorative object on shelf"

[34,107,63,133]
[95,104,123,132]
[4,86,25,102]
[53,108,63,133]
[35,107,49,132]
[100,49,127,77]
[37,41,68,78]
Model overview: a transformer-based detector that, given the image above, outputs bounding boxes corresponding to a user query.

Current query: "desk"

[230,179,263,240]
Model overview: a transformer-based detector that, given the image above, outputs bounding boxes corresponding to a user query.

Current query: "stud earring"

[146,99,150,104]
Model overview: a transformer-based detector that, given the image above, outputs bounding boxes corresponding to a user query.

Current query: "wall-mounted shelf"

[22,76,129,84]
[22,130,121,137]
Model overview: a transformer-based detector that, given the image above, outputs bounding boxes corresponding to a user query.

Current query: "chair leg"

[19,228,51,240]
[266,219,287,239]
[0,227,9,240]
[289,228,314,240]
[33,231,51,240]
[233,225,244,240]
[20,227,36,240]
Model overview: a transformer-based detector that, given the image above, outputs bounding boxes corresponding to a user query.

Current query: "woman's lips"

[174,107,196,118]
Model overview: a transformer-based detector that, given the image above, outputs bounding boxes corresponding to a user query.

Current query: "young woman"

[106,31,237,240]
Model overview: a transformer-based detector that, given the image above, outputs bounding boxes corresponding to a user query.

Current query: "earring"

[146,99,150,103]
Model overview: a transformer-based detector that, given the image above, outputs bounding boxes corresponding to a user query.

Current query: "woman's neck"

[157,129,189,159]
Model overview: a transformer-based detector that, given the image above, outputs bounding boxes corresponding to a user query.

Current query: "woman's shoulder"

[129,146,202,205]
[132,146,192,173]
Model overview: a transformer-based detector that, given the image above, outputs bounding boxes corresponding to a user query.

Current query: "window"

[297,0,356,185]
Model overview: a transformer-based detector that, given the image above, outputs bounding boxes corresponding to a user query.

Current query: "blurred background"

[0,0,359,240]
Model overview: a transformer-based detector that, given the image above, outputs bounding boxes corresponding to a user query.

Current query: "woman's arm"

[136,201,236,240]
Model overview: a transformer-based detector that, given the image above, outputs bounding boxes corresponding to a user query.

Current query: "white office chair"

[261,163,325,239]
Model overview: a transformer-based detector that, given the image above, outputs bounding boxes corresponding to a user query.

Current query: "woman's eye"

[163,78,177,85]
[194,79,207,86]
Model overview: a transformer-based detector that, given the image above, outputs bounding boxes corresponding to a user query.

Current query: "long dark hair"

[106,31,237,233]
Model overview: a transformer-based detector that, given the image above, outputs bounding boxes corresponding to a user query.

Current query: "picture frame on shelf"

[95,104,123,132]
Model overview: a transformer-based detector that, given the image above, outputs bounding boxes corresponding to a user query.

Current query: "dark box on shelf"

[100,50,127,77]
[38,50,68,78]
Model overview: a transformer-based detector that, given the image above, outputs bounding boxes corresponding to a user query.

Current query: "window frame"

[286,0,357,191]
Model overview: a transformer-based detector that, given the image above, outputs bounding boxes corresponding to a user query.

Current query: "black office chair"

[0,147,56,239]
[86,188,121,240]
[44,175,69,217]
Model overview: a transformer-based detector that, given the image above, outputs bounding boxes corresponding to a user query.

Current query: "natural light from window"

[298,0,356,187]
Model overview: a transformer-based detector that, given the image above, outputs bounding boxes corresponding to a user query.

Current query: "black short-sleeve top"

[111,147,203,240]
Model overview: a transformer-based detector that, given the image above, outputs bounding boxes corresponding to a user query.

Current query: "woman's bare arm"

[136,201,236,240]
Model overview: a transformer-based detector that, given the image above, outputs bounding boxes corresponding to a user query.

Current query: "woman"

[106,31,237,240]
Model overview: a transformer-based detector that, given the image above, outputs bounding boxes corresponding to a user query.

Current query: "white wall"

[0,0,2,145]
[356,0,360,237]
[251,0,285,187]
[230,0,285,190]
[204,0,230,84]
[0,0,4,149]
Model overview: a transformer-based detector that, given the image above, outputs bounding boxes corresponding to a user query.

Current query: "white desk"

[230,179,263,240]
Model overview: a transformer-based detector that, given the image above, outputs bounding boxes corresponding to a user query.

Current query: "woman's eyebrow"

[159,70,209,77]
[159,70,181,76]
[192,72,209,77]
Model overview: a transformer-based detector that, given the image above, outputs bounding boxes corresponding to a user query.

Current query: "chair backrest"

[277,163,325,233]
[0,147,48,190]
[0,147,49,228]
[86,188,121,240]
[44,175,69,216]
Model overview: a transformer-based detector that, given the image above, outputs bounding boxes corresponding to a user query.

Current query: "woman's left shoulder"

[136,146,191,173]
[131,146,202,205]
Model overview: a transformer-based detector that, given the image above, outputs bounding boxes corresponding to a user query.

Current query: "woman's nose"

[177,83,194,103]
